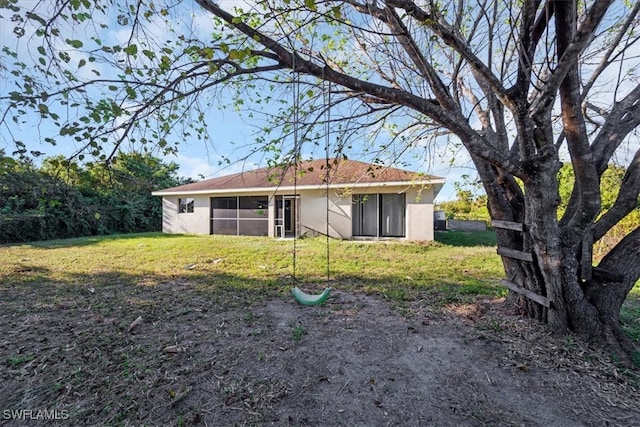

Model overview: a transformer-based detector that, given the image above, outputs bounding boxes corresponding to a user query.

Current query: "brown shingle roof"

[153,159,444,194]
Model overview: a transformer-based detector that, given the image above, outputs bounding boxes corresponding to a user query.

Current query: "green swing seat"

[291,287,332,306]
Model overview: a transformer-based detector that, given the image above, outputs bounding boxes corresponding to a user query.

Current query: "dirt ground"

[1,280,639,426]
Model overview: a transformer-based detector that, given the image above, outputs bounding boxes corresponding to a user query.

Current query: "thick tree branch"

[511,0,542,101]
[591,84,640,174]
[597,226,640,288]
[531,0,554,48]
[529,0,614,118]
[593,148,640,242]
[195,0,516,172]
[556,0,600,235]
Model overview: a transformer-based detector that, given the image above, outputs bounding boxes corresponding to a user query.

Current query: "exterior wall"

[160,183,438,241]
[331,191,353,239]
[161,198,178,233]
[405,186,435,241]
[298,190,324,237]
[298,190,352,239]
[267,196,276,238]
[347,184,436,241]
[161,196,210,234]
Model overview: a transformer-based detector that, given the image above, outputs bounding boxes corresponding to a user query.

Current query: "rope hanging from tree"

[290,53,332,306]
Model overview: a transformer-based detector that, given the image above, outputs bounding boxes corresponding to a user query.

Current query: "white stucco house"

[152,159,445,241]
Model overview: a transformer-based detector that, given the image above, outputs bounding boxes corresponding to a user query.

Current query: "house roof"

[152,158,445,196]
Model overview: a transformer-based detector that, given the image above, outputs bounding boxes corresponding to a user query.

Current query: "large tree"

[1,0,639,356]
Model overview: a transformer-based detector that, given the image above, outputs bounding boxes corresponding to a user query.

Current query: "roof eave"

[151,178,446,196]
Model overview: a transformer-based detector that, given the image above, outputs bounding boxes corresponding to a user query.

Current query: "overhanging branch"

[194,0,516,171]
[384,0,513,110]
[529,0,615,117]
[591,84,640,174]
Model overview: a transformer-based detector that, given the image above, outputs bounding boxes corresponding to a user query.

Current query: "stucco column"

[268,195,276,238]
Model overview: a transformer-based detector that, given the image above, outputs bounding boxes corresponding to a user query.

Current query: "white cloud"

[176,153,219,180]
[175,152,261,180]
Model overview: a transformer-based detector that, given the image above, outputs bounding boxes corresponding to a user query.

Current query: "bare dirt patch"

[1,280,639,426]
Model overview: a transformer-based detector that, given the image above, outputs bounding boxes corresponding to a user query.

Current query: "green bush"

[0,152,186,243]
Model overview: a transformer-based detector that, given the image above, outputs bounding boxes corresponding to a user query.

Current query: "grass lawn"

[0,232,507,305]
[434,229,498,247]
[1,231,636,332]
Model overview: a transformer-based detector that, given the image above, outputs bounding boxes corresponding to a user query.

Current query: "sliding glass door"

[352,193,405,238]
[352,194,378,237]
[380,193,405,237]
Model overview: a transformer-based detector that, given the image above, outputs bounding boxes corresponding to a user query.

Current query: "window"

[178,198,194,213]
[352,193,405,237]
[210,197,237,235]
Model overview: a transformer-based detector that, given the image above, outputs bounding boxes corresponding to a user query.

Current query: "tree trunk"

[477,155,639,359]
[585,228,640,358]
[472,156,546,321]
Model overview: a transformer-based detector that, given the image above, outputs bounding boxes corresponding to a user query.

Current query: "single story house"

[152,159,445,241]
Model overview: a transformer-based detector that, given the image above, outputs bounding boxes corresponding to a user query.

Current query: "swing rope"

[324,76,331,284]
[291,54,300,281]
[289,52,332,306]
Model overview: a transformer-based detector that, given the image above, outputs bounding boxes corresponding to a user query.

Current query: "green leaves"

[59,125,80,136]
[142,49,155,60]
[25,11,47,26]
[69,0,92,10]
[125,86,136,99]
[330,6,342,20]
[123,44,138,55]
[228,47,254,62]
[0,151,185,243]
[159,55,171,71]
[65,39,84,49]
[200,47,214,59]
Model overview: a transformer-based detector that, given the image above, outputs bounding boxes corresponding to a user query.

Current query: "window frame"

[352,193,406,238]
[210,196,269,236]
[178,197,195,214]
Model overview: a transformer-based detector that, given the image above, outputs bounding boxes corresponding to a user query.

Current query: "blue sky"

[2,1,639,205]
[0,1,480,202]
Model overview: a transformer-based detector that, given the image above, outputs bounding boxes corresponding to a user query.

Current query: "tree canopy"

[0,151,187,242]
[1,0,639,357]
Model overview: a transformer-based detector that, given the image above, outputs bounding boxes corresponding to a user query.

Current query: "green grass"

[0,232,506,304]
[291,324,307,342]
[1,231,638,425]
[7,354,35,367]
[2,231,637,331]
[435,230,497,247]
[621,286,640,361]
